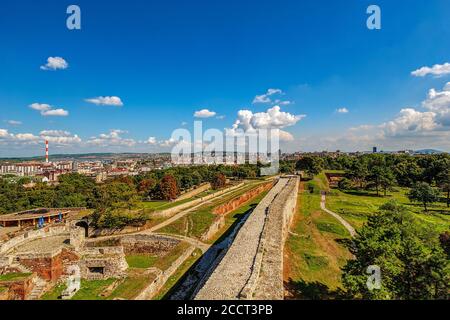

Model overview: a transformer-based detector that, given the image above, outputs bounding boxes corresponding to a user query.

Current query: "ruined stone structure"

[0,224,128,299]
[194,177,299,300]
[79,247,128,280]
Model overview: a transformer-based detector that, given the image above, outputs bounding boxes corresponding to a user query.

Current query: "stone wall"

[194,177,299,300]
[120,234,180,255]
[87,234,180,256]
[212,182,274,216]
[70,226,85,251]
[18,249,64,282]
[199,182,274,242]
[152,182,245,219]
[194,178,287,300]
[135,245,196,300]
[176,183,211,202]
[79,246,128,280]
[0,225,68,254]
[245,177,299,300]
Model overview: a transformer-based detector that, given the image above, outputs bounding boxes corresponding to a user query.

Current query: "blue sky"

[1,0,450,156]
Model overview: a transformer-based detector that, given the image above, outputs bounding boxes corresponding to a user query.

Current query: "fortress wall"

[152,182,245,219]
[200,182,274,242]
[0,225,69,254]
[194,179,288,300]
[212,182,274,216]
[250,176,299,300]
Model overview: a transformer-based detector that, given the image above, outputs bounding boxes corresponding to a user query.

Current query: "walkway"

[194,178,289,300]
[320,192,356,237]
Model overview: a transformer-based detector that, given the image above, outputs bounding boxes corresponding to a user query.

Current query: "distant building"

[373,147,378,153]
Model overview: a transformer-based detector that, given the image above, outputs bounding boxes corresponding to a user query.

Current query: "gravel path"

[194,179,288,300]
[320,192,356,237]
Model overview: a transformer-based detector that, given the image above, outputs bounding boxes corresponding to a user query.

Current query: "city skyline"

[1,0,450,157]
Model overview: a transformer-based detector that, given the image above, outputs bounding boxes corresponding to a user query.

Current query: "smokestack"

[45,140,49,163]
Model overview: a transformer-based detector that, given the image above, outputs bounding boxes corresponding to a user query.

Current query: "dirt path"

[320,192,356,237]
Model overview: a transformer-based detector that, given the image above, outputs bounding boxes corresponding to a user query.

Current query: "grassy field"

[138,189,217,212]
[158,181,266,240]
[126,254,159,269]
[284,176,352,299]
[0,273,32,282]
[327,187,450,232]
[42,279,116,300]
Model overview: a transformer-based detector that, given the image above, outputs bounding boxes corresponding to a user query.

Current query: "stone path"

[194,179,289,300]
[320,192,356,237]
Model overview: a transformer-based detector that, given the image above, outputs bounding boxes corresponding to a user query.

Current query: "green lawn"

[107,270,156,300]
[285,178,352,299]
[42,279,116,300]
[327,187,450,232]
[158,181,267,240]
[138,189,218,212]
[126,254,159,269]
[0,273,32,282]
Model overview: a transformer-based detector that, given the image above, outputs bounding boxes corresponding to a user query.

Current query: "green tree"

[296,156,323,177]
[408,182,440,212]
[342,201,449,300]
[437,165,450,208]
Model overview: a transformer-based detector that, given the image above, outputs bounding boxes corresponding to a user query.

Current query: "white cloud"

[411,62,450,77]
[85,96,124,107]
[29,103,51,111]
[40,57,69,71]
[422,83,450,112]
[146,137,157,145]
[40,130,81,145]
[87,129,136,147]
[0,129,10,138]
[216,115,226,120]
[278,130,294,141]
[253,88,283,104]
[227,106,305,136]
[307,83,450,152]
[0,128,81,147]
[194,109,216,118]
[7,120,22,126]
[41,109,69,117]
[29,103,69,117]
[381,108,438,137]
[336,107,349,114]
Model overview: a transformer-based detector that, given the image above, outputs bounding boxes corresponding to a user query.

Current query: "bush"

[338,178,353,191]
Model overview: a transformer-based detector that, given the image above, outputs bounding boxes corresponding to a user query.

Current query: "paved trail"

[320,192,356,237]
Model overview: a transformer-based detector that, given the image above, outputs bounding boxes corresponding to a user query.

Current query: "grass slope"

[284,176,352,299]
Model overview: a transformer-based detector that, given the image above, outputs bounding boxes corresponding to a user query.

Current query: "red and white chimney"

[45,140,49,163]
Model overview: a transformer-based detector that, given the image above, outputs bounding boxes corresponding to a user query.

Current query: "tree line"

[0,164,260,216]
[293,153,450,209]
